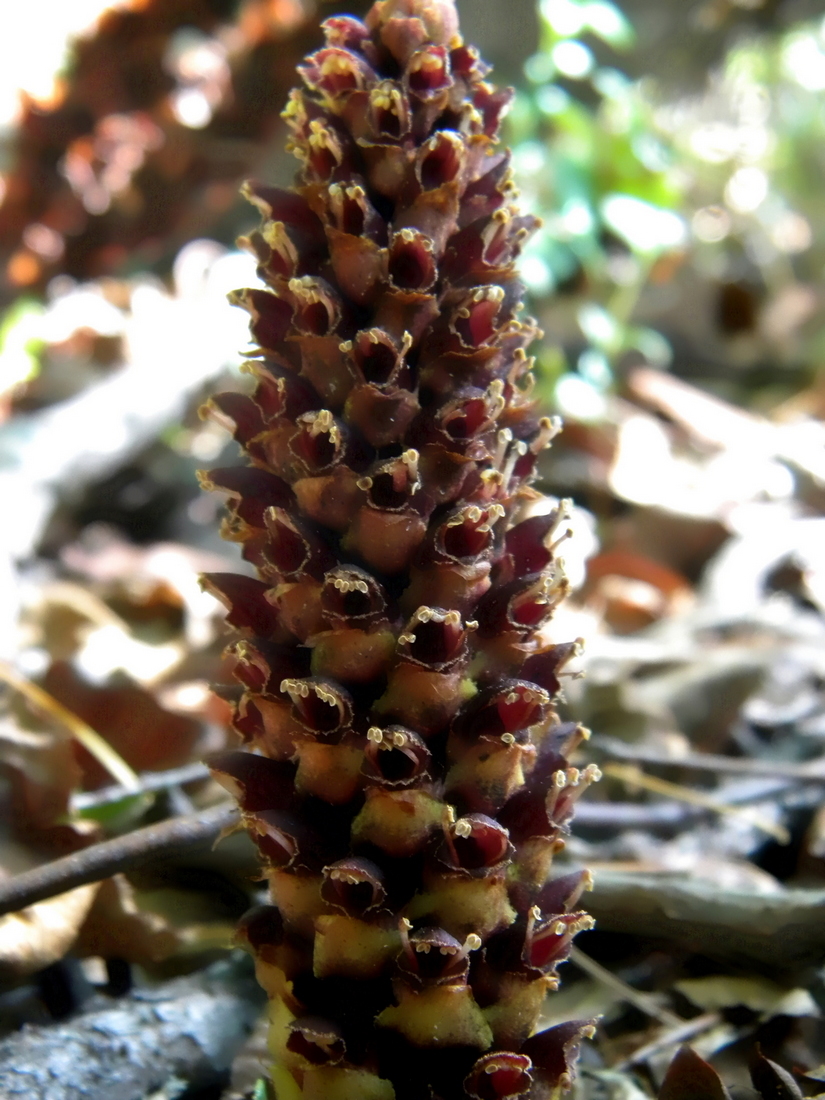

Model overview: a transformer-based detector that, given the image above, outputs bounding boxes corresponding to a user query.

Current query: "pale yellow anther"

[289,277,329,309]
[367,726,384,744]
[308,409,336,439]
[501,733,515,745]
[315,684,338,706]
[465,934,482,952]
[321,53,356,77]
[396,228,432,250]
[332,576,369,595]
[308,123,335,149]
[454,819,472,838]
[411,51,443,76]
[480,469,503,487]
[282,678,310,698]
[391,731,408,747]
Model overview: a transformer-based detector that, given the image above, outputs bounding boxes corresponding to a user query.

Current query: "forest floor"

[1,271,824,1098]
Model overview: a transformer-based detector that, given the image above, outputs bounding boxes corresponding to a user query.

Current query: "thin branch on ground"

[602,762,791,844]
[574,800,711,831]
[0,802,238,917]
[592,734,825,782]
[71,761,212,811]
[568,944,682,1028]
[613,1011,725,1071]
[587,869,825,970]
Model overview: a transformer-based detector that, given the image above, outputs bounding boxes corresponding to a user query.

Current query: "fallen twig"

[568,945,682,1027]
[0,954,265,1100]
[575,774,820,837]
[71,761,212,811]
[592,734,825,783]
[587,870,825,970]
[0,803,238,917]
[613,1011,725,1070]
[602,763,791,844]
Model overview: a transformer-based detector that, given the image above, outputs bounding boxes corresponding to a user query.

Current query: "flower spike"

[205,1,593,1095]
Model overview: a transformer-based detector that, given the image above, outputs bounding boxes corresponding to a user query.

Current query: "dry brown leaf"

[42,661,202,788]
[627,366,766,453]
[74,874,181,964]
[658,1046,731,1100]
[675,975,820,1018]
[0,882,100,978]
[0,720,79,829]
[583,549,693,633]
[0,718,96,851]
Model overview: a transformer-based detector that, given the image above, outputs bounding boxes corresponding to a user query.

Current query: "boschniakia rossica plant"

[201,2,599,1096]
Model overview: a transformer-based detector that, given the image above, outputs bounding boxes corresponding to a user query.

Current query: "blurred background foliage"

[2,0,824,417]
[509,0,825,418]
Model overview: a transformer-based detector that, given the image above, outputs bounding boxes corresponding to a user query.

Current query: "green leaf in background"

[0,297,45,396]
[512,1,825,408]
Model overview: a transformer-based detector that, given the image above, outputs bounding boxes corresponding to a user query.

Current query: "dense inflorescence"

[201,2,599,1097]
